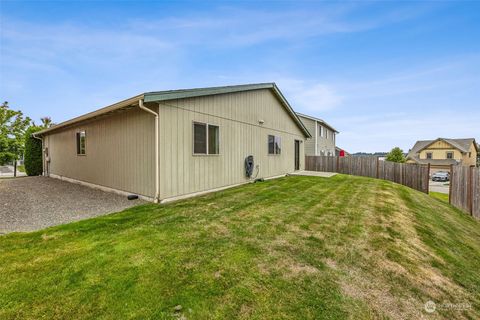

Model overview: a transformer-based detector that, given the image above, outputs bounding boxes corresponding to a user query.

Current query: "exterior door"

[294,140,300,171]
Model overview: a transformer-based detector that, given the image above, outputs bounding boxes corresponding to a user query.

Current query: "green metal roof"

[144,83,274,102]
[35,83,310,138]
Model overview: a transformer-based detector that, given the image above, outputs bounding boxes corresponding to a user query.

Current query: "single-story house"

[406,138,478,173]
[296,113,338,156]
[34,83,311,203]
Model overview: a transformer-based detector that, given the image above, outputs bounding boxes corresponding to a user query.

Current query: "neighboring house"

[406,138,478,173]
[33,83,311,203]
[297,113,338,156]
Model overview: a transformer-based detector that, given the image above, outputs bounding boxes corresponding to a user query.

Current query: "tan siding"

[419,140,462,161]
[45,108,155,197]
[158,89,305,199]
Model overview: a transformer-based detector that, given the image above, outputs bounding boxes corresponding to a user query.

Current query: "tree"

[386,147,406,163]
[40,117,54,128]
[0,101,31,176]
[24,126,43,176]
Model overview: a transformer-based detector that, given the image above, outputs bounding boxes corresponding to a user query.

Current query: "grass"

[1,175,479,319]
[16,164,25,172]
[430,191,449,203]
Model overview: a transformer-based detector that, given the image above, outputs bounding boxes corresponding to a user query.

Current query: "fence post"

[426,163,430,194]
[376,158,379,179]
[469,165,474,216]
[336,156,339,173]
[449,164,453,204]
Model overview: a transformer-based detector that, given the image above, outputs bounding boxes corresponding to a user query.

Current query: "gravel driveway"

[0,176,145,234]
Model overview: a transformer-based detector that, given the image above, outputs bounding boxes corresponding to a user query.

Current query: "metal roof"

[34,83,311,138]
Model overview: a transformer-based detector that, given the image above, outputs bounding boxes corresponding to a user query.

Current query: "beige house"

[34,83,311,202]
[406,138,478,173]
[296,113,338,156]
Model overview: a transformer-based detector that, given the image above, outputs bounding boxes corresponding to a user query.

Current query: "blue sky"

[1,1,479,152]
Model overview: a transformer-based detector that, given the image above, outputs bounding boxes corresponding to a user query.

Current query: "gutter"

[139,99,160,203]
[32,134,45,176]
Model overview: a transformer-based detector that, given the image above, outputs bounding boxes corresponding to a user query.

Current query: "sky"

[1,0,479,153]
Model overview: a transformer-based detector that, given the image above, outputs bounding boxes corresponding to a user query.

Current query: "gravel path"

[0,176,145,234]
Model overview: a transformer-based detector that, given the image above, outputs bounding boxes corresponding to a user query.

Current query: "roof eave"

[34,94,144,136]
[297,112,339,133]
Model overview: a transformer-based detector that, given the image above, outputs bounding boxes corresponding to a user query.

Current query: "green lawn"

[430,191,449,203]
[1,175,479,319]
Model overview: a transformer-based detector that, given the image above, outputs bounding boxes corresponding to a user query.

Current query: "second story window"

[76,131,86,155]
[426,152,432,159]
[446,152,453,159]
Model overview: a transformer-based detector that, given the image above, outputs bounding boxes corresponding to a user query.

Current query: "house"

[406,138,478,173]
[296,113,338,156]
[33,83,311,203]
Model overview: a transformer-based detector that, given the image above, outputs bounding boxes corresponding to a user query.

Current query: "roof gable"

[407,138,477,160]
[420,138,475,153]
[144,83,310,138]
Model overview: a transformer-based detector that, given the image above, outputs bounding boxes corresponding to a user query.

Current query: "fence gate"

[450,165,480,219]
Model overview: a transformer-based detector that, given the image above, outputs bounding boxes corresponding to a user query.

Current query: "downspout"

[32,134,45,176]
[139,99,159,203]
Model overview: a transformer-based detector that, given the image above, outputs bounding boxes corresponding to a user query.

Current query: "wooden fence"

[305,156,430,193]
[450,165,480,219]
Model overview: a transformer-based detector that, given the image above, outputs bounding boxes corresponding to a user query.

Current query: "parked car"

[432,172,450,182]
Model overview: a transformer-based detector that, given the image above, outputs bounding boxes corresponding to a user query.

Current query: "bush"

[24,126,43,176]
[386,147,406,163]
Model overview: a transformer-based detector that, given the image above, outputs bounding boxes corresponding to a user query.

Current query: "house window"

[193,122,219,155]
[469,152,472,158]
[318,124,323,137]
[268,135,281,155]
[426,152,432,159]
[325,129,328,139]
[446,152,453,159]
[76,131,86,155]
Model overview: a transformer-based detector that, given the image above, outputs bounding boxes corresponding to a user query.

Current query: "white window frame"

[192,121,220,155]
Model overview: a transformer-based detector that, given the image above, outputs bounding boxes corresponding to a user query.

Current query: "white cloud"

[287,82,343,113]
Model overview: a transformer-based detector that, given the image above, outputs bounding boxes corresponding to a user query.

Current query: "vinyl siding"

[300,117,316,156]
[419,141,462,161]
[298,115,336,156]
[45,107,155,197]
[158,89,305,199]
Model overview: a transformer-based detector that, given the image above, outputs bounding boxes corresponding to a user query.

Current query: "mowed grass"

[430,191,449,203]
[1,175,479,319]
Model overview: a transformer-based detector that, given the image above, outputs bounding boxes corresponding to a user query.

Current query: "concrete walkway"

[429,181,450,194]
[289,170,337,178]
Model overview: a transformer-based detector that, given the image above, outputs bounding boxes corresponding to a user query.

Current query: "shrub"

[24,126,43,176]
[386,147,406,163]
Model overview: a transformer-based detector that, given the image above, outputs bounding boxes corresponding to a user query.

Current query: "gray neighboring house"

[297,113,338,156]
[33,83,311,203]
